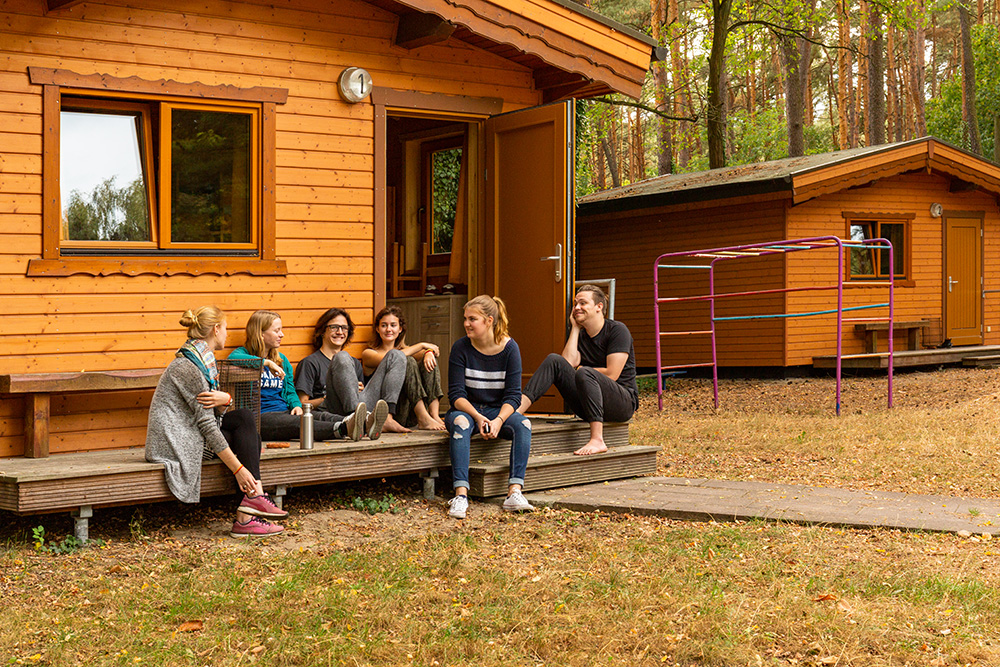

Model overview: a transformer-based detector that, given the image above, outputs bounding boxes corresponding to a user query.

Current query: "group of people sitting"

[145,284,638,536]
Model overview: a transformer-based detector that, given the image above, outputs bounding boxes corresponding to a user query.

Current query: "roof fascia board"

[577,178,794,217]
[391,0,651,98]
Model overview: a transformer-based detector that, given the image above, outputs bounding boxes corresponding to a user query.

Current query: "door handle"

[949,276,958,292]
[540,242,563,282]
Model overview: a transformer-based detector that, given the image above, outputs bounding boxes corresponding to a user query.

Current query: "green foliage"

[430,147,461,254]
[347,493,400,515]
[32,525,104,555]
[64,175,150,242]
[926,23,1000,159]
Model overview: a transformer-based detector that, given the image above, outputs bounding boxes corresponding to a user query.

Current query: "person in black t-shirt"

[518,284,638,455]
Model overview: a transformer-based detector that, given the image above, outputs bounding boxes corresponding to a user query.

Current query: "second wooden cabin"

[576,138,1000,371]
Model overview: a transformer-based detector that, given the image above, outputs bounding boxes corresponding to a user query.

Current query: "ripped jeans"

[445,405,532,490]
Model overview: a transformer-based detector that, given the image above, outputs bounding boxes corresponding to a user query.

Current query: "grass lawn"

[4,366,1000,666]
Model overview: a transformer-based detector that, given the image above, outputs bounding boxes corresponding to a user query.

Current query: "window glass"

[880,223,905,276]
[60,109,151,242]
[170,109,252,244]
[430,147,462,254]
[849,222,875,277]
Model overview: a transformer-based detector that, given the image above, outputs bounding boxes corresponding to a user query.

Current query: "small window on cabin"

[430,146,462,255]
[59,96,259,254]
[848,220,907,281]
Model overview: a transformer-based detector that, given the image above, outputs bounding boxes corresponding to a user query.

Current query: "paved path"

[523,477,1000,535]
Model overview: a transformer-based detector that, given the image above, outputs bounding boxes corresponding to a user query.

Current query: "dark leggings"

[523,353,636,423]
[259,410,343,441]
[220,408,262,479]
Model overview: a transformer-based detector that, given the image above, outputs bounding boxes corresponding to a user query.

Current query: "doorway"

[943,212,983,346]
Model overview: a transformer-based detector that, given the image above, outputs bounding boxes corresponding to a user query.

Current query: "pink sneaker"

[239,493,288,519]
[230,517,284,538]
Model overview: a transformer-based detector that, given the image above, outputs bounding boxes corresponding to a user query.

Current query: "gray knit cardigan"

[145,357,230,503]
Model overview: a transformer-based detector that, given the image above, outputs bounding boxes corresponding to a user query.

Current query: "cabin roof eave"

[384,0,654,99]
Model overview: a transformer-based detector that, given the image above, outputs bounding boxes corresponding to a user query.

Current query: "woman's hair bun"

[179,309,199,328]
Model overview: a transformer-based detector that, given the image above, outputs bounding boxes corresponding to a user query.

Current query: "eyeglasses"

[326,324,349,332]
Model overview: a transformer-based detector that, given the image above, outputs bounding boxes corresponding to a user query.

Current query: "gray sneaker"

[366,399,389,440]
[502,491,535,512]
[345,402,366,441]
[448,494,469,519]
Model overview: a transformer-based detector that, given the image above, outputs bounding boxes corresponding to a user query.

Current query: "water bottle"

[300,403,314,449]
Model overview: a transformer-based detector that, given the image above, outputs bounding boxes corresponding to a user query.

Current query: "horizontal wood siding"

[0,0,542,455]
[785,172,1000,365]
[577,197,787,369]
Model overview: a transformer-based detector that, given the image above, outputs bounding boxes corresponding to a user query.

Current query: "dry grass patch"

[3,510,1000,666]
[636,367,1000,497]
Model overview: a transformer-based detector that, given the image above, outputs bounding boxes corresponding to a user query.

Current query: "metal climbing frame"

[653,236,894,415]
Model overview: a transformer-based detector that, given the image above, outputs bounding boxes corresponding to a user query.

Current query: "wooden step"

[962,354,1000,368]
[468,444,659,497]
[469,420,629,462]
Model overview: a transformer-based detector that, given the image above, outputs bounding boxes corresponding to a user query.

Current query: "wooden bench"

[853,320,929,353]
[0,370,163,459]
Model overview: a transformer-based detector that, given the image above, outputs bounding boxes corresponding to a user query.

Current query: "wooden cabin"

[0,0,655,464]
[576,138,1000,370]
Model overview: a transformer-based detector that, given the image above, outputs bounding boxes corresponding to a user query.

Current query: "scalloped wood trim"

[26,258,288,277]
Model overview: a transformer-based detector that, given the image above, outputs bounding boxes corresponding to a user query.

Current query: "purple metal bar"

[654,257,663,411]
[709,263,719,409]
[835,239,844,416]
[888,241,894,408]
[658,283,841,304]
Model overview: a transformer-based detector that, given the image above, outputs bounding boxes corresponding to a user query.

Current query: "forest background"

[575,0,1000,196]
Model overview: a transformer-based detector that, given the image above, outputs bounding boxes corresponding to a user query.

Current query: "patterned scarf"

[176,338,219,390]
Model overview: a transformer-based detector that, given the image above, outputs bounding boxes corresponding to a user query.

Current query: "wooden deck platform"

[812,345,1000,369]
[0,418,657,538]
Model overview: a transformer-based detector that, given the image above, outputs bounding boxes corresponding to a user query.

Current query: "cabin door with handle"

[944,213,983,346]
[485,101,573,410]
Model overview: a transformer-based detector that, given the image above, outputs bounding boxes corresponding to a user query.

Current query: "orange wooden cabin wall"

[576,196,788,370]
[0,0,543,457]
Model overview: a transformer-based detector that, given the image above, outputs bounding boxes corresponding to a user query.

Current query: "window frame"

[843,212,915,285]
[28,67,288,277]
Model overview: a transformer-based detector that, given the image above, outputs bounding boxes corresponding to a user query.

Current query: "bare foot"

[382,415,411,433]
[574,439,608,456]
[417,416,446,431]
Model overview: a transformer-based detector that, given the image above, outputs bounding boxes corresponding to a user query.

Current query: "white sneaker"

[502,491,535,512]
[345,402,366,441]
[448,494,469,519]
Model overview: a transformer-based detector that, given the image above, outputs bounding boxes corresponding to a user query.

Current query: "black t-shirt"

[578,319,638,406]
[294,350,362,400]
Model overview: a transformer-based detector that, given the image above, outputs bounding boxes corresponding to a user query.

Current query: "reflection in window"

[849,220,906,280]
[431,147,462,254]
[60,109,151,242]
[171,109,252,244]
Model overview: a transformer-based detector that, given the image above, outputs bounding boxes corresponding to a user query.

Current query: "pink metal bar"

[658,283,840,304]
[659,330,714,336]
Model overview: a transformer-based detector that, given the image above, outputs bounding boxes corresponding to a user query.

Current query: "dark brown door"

[485,101,574,410]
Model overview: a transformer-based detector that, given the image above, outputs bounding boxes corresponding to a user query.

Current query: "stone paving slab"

[523,477,1000,535]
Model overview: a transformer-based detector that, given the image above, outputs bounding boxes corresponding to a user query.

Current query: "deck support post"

[71,505,92,542]
[272,485,287,509]
[420,468,438,500]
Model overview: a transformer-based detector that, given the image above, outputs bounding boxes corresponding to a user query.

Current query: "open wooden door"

[944,213,983,346]
[484,101,574,409]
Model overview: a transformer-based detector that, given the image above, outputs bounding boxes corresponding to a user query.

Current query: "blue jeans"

[445,406,532,490]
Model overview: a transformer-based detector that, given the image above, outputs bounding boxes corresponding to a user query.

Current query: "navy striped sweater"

[447,336,522,411]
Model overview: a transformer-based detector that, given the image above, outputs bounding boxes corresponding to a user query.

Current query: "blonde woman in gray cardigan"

[145,306,287,538]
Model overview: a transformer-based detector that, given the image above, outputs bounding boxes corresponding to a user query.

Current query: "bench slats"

[0,370,162,394]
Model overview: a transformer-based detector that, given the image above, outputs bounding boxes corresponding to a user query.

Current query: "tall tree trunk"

[858,1,869,145]
[782,24,812,157]
[837,0,857,148]
[908,1,927,137]
[650,0,672,175]
[887,26,897,142]
[866,2,886,145]
[959,1,982,153]
[707,0,733,169]
[670,0,689,169]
